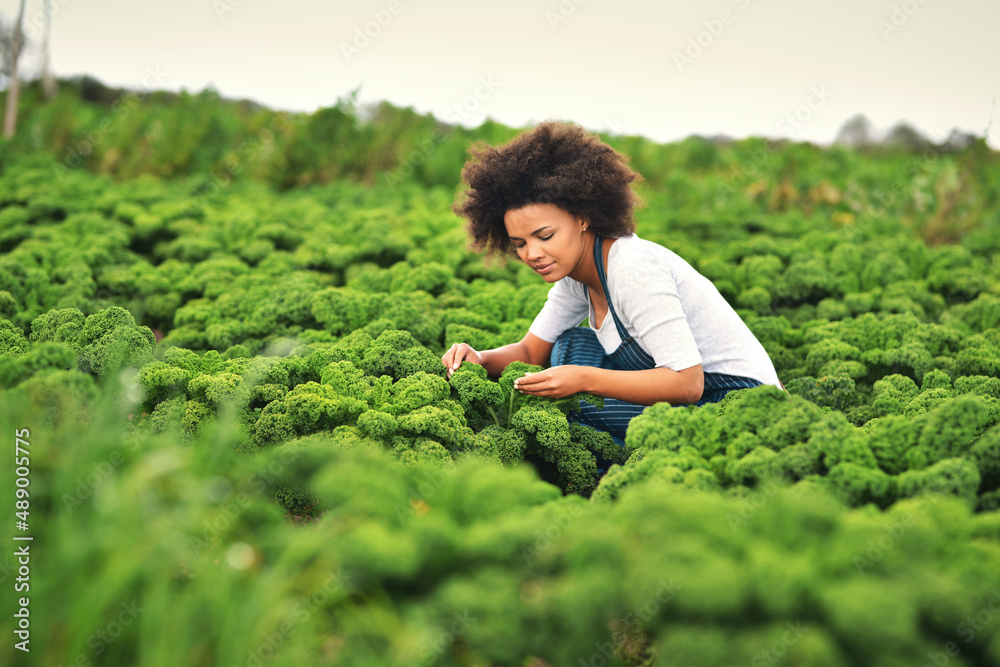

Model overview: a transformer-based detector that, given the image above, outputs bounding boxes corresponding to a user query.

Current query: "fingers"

[445,349,460,378]
[512,371,534,387]
[513,371,542,392]
[443,343,479,378]
[442,343,459,367]
[441,344,457,378]
[513,370,573,398]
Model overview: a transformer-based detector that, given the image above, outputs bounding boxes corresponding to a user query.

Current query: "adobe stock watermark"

[520,501,586,565]
[23,0,73,39]
[214,0,246,20]
[853,512,915,573]
[340,0,410,63]
[853,496,938,574]
[55,599,144,666]
[776,85,833,136]
[673,0,756,73]
[236,568,357,667]
[603,115,630,136]
[750,621,807,667]
[877,0,931,39]
[717,84,833,202]
[545,0,588,31]
[61,415,143,514]
[188,445,302,559]
[442,76,500,126]
[725,479,782,532]
[844,128,948,242]
[578,639,618,667]
[60,447,134,514]
[618,578,681,633]
[405,611,478,667]
[53,65,169,181]
[382,124,449,191]
[956,588,1000,644]
[921,588,1000,667]
[383,75,499,191]
[188,110,293,212]
[393,465,457,521]
[590,579,682,667]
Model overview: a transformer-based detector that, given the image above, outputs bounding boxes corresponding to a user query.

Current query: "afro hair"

[452,121,644,259]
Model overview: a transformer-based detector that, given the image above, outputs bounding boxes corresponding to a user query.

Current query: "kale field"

[1,79,1000,666]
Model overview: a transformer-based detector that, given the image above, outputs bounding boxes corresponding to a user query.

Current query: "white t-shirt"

[528,233,782,387]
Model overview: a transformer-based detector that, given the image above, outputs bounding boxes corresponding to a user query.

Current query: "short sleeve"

[616,259,703,371]
[527,278,590,343]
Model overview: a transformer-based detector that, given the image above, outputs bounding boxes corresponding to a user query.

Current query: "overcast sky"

[2,0,998,148]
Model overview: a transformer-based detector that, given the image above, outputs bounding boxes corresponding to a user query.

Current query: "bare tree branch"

[2,0,27,138]
[41,0,58,99]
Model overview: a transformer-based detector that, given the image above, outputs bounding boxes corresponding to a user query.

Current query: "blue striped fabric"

[556,233,763,448]
[553,326,762,443]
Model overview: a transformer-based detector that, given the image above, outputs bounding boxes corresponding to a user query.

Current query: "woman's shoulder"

[609,233,688,277]
[612,232,678,257]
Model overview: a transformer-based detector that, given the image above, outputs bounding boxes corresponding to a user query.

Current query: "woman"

[441,121,782,446]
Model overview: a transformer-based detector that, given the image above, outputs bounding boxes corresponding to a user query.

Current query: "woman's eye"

[513,235,551,249]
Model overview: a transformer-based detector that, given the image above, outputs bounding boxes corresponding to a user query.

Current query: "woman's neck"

[569,231,612,299]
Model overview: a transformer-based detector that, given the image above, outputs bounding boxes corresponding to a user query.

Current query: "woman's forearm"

[579,365,704,406]
[479,342,532,380]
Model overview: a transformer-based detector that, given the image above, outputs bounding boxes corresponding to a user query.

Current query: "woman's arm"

[515,363,705,406]
[478,343,530,379]
[480,332,553,379]
[581,364,704,405]
[443,332,554,380]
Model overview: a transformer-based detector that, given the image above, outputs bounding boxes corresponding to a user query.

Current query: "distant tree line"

[833,113,981,153]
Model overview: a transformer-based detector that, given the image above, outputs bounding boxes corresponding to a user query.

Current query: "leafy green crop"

[1,94,999,666]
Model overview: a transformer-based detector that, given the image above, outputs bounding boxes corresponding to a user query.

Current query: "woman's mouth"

[534,262,554,275]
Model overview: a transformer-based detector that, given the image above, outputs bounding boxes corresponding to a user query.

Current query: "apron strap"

[590,233,634,344]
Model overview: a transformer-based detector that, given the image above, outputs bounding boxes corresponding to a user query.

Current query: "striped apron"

[553,233,762,451]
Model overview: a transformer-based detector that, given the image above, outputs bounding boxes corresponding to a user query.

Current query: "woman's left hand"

[513,365,589,398]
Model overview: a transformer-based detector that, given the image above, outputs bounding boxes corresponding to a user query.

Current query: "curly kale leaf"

[449,360,606,432]
[474,424,528,466]
[898,458,980,509]
[448,362,507,427]
[30,306,155,376]
[359,329,445,380]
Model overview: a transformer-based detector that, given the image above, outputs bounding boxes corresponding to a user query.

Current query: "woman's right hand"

[442,342,484,378]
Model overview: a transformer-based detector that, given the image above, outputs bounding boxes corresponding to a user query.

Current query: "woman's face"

[504,203,589,282]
